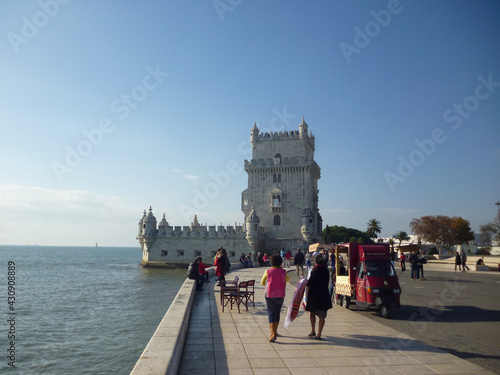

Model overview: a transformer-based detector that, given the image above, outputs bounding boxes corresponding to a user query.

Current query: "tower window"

[278,174,281,182]
[274,153,282,164]
[273,215,281,226]
[272,195,281,207]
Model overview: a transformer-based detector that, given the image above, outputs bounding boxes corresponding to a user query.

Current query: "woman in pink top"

[261,255,290,342]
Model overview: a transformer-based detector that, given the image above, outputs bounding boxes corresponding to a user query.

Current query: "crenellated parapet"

[157,224,247,239]
[137,207,266,267]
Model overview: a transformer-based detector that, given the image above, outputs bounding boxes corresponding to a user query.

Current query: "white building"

[137,118,323,267]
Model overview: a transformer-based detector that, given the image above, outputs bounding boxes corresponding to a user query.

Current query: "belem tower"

[137,118,323,267]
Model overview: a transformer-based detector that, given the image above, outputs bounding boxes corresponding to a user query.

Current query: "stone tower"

[241,118,322,252]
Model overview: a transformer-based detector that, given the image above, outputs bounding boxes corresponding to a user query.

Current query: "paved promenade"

[177,266,494,375]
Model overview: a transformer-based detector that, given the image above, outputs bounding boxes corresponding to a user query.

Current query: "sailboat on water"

[95,242,98,248]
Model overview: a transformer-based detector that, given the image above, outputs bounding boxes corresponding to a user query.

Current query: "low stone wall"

[129,275,197,375]
[130,263,244,375]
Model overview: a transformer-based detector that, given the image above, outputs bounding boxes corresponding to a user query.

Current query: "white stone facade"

[137,119,322,267]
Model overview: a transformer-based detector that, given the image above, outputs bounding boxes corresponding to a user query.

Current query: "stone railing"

[130,263,244,374]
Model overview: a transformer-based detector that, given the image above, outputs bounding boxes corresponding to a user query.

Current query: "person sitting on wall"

[198,257,210,282]
[187,257,205,291]
[246,253,253,268]
[477,257,485,266]
[263,253,270,267]
[240,253,248,267]
[257,252,264,267]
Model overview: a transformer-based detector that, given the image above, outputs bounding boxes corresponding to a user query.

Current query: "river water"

[0,245,186,374]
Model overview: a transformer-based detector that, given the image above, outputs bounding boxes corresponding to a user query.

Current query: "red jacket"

[199,261,209,275]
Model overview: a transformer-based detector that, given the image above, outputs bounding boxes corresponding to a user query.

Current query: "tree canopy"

[409,215,474,253]
[322,225,373,244]
[393,231,410,247]
[479,208,500,246]
[366,218,382,239]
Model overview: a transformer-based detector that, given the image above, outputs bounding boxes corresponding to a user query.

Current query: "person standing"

[461,250,469,272]
[280,248,285,264]
[455,251,462,272]
[417,251,425,280]
[399,249,406,271]
[330,249,335,271]
[390,248,396,268]
[284,249,292,268]
[187,257,205,291]
[409,250,420,280]
[305,251,312,272]
[261,255,290,342]
[306,255,332,340]
[294,249,305,277]
[216,248,229,286]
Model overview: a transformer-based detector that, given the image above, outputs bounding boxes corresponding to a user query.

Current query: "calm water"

[0,246,186,374]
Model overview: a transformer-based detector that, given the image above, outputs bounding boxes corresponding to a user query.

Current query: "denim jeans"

[411,265,420,280]
[196,274,205,290]
[265,297,284,323]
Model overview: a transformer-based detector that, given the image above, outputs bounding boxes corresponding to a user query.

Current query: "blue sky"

[1,0,499,246]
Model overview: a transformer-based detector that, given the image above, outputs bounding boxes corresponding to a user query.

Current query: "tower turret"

[142,206,157,238]
[299,116,308,138]
[246,205,261,259]
[158,213,169,235]
[301,208,314,244]
[250,122,259,148]
[137,209,146,238]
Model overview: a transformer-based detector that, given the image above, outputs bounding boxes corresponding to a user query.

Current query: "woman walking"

[261,255,290,342]
[306,255,332,340]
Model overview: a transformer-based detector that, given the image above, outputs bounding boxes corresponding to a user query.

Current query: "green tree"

[410,215,474,255]
[479,204,500,246]
[393,231,410,248]
[388,238,395,252]
[366,218,382,239]
[322,225,372,244]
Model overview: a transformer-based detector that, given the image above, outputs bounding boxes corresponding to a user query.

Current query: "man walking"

[294,248,305,277]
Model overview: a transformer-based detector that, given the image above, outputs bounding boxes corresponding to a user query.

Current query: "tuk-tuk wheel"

[380,304,391,319]
[342,296,350,309]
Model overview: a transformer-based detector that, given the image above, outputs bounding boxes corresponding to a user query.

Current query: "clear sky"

[1,0,499,247]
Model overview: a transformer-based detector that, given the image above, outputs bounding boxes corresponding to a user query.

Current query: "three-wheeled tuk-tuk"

[332,243,401,318]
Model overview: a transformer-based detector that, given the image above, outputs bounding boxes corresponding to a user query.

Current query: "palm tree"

[394,231,410,248]
[388,238,395,251]
[366,218,382,239]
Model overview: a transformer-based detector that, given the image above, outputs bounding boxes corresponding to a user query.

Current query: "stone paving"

[178,267,494,375]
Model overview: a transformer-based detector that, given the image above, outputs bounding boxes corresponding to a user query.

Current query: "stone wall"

[143,236,252,267]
